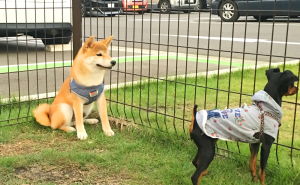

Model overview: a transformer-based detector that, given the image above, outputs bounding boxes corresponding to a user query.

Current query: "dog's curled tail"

[190,105,198,134]
[33,104,51,127]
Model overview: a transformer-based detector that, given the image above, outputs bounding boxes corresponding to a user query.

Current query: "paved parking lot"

[83,12,300,60]
[0,12,299,98]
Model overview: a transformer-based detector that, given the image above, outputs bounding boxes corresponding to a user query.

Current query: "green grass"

[0,64,300,184]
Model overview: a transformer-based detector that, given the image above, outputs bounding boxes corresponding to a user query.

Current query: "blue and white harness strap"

[70,79,104,105]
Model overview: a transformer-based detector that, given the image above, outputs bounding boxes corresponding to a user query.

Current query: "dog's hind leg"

[250,143,260,182]
[192,149,200,168]
[190,105,210,179]
[191,135,216,185]
[191,106,200,169]
[51,103,76,132]
[192,149,208,176]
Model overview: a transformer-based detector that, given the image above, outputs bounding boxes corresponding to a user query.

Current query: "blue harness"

[70,79,104,105]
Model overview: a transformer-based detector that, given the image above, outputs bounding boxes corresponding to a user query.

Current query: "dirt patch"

[0,114,139,158]
[0,137,77,157]
[15,163,130,184]
[0,140,39,157]
[15,164,83,184]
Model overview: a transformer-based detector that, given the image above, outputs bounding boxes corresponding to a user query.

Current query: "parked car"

[81,0,122,17]
[211,0,300,22]
[194,0,209,11]
[0,0,72,45]
[121,0,148,14]
[147,0,200,13]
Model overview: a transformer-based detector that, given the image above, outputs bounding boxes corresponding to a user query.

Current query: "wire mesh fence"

[0,0,299,166]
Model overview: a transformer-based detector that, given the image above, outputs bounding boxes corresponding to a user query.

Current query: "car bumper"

[87,10,120,16]
[124,4,148,11]
[84,1,121,16]
[0,23,72,38]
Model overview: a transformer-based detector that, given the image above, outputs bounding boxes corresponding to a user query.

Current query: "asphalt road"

[0,11,299,99]
[83,11,300,62]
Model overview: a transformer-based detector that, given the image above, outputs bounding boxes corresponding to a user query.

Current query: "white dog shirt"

[195,90,283,143]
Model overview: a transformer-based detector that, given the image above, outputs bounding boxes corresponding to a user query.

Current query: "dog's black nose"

[110,60,116,66]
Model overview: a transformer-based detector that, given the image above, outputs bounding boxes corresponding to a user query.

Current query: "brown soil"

[15,163,130,184]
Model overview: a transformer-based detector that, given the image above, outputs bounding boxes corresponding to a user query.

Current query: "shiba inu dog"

[33,36,116,140]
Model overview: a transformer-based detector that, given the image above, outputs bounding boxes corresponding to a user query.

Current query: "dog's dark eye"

[97,53,102,56]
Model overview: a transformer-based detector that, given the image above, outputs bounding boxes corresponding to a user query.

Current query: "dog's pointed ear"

[83,36,95,51]
[292,74,299,82]
[281,70,299,83]
[101,36,114,48]
[265,68,280,80]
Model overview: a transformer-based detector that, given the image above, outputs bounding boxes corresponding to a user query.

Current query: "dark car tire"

[253,16,270,22]
[183,10,191,13]
[159,0,171,14]
[219,0,239,22]
[138,11,145,14]
[41,31,72,45]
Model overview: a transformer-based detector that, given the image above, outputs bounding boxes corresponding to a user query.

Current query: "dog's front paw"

[104,129,114,136]
[77,131,88,140]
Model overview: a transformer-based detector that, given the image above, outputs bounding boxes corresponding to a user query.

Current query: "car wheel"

[253,16,270,21]
[108,14,116,17]
[41,31,72,45]
[220,1,239,22]
[183,10,191,13]
[159,0,171,14]
[81,2,86,17]
[138,11,145,14]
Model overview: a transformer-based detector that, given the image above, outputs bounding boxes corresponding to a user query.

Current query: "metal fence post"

[72,0,82,59]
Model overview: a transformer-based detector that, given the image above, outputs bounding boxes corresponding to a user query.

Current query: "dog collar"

[69,79,104,105]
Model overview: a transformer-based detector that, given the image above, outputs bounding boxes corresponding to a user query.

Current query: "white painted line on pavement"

[193,21,300,26]
[130,18,220,22]
[111,46,152,54]
[155,34,300,45]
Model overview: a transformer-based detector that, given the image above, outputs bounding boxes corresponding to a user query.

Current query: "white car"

[0,0,72,45]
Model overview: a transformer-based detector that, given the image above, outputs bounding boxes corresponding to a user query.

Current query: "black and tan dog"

[190,68,298,185]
